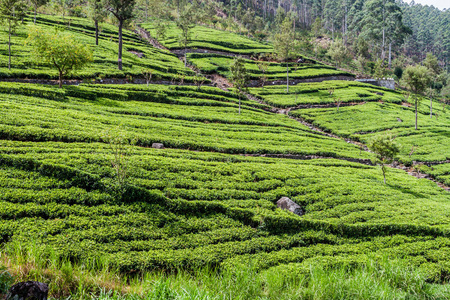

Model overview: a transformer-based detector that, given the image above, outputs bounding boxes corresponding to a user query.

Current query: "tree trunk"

[286,62,289,93]
[118,19,123,70]
[59,71,63,88]
[184,46,187,67]
[238,93,241,114]
[388,42,392,69]
[415,98,418,130]
[430,96,433,118]
[95,20,99,46]
[34,5,37,24]
[8,23,11,70]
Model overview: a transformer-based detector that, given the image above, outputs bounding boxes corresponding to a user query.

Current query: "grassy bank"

[1,241,450,300]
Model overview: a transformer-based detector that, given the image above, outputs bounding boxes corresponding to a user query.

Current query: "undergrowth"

[1,241,449,300]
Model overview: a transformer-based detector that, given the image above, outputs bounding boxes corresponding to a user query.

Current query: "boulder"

[277,197,304,216]
[152,143,165,149]
[6,281,48,300]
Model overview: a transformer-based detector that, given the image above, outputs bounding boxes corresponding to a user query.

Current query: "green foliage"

[250,80,402,108]
[229,57,249,114]
[0,0,26,69]
[289,100,449,163]
[368,135,400,184]
[187,53,347,81]
[176,3,197,67]
[26,26,93,87]
[141,22,272,54]
[0,14,196,82]
[273,16,295,62]
[402,65,432,129]
[0,266,14,294]
[327,39,349,68]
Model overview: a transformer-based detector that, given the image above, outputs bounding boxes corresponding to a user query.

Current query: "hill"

[0,12,449,299]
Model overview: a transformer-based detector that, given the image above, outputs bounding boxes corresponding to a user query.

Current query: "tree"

[104,0,136,70]
[229,57,249,115]
[257,60,269,88]
[368,135,400,184]
[423,52,441,118]
[402,65,431,130]
[274,16,295,93]
[87,0,106,46]
[327,39,348,68]
[0,0,26,70]
[176,3,197,67]
[30,0,48,24]
[27,27,93,88]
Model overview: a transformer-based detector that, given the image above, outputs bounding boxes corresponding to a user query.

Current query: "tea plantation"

[141,22,272,54]
[0,15,195,81]
[187,54,351,81]
[1,12,450,299]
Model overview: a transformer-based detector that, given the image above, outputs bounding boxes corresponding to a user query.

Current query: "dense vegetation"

[0,15,195,82]
[0,0,449,297]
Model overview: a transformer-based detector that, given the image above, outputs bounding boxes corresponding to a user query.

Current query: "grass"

[1,241,450,300]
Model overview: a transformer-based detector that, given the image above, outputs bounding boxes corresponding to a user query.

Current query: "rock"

[277,197,304,216]
[397,118,403,122]
[6,281,49,300]
[152,143,164,149]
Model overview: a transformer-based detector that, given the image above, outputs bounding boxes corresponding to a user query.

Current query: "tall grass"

[1,240,449,299]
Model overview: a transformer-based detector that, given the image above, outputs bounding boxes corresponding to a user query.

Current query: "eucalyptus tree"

[0,0,26,69]
[274,16,296,93]
[104,0,136,70]
[402,65,431,130]
[29,0,47,24]
[88,0,106,46]
[176,2,197,67]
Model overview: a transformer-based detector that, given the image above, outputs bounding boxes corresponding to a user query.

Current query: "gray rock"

[6,281,49,300]
[397,118,403,122]
[152,143,165,149]
[277,197,304,216]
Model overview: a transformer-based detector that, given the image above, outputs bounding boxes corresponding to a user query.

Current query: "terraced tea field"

[250,80,404,107]
[0,83,368,159]
[1,13,450,298]
[187,54,351,82]
[141,23,272,54]
[0,15,194,82]
[2,140,450,277]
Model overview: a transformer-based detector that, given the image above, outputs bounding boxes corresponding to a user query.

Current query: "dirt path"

[135,26,169,51]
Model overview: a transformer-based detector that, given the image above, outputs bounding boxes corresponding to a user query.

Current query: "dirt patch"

[128,50,145,58]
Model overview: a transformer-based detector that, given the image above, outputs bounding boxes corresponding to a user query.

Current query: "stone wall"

[356,78,395,90]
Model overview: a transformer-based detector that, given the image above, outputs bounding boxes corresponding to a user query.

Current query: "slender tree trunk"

[415,98,418,130]
[388,42,392,69]
[59,71,63,88]
[286,61,289,93]
[95,20,99,46]
[34,5,37,24]
[184,45,187,67]
[238,93,241,114]
[118,19,123,70]
[8,23,11,70]
[430,95,433,118]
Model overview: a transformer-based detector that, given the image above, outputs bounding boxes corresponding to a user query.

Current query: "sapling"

[368,135,400,184]
[230,57,249,115]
